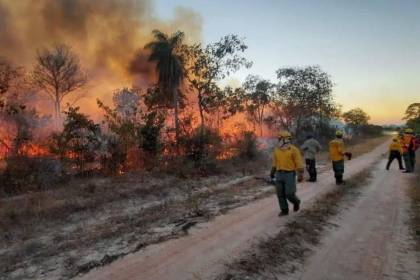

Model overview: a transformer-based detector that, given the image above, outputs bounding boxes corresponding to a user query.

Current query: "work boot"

[293,201,300,212]
[278,210,289,216]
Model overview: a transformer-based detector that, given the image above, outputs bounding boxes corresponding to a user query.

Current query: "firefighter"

[401,128,417,173]
[301,134,322,182]
[329,130,347,185]
[270,131,304,216]
[386,136,404,170]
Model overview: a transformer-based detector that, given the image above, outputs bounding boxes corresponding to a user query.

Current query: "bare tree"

[0,58,19,96]
[32,45,87,119]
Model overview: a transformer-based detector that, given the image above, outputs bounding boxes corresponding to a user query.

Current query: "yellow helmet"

[392,136,399,142]
[335,130,343,137]
[278,131,292,139]
[404,128,413,134]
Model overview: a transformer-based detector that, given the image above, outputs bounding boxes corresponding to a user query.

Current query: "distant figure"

[329,131,350,185]
[401,128,417,173]
[386,137,404,170]
[270,131,304,216]
[301,135,322,182]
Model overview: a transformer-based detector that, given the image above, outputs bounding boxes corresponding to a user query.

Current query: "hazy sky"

[154,0,420,124]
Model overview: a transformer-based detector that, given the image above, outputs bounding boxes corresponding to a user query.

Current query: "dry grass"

[217,170,372,280]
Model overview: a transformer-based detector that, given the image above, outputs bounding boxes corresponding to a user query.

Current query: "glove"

[270,167,276,179]
[344,152,352,160]
[297,170,304,182]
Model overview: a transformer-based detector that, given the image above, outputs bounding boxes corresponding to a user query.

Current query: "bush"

[138,112,164,170]
[177,125,222,174]
[49,106,102,173]
[235,130,258,160]
[0,156,63,195]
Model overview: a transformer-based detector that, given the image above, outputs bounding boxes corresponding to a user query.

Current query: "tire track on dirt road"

[294,159,419,280]
[76,141,390,280]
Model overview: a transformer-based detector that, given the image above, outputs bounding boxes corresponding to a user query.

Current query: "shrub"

[235,130,258,160]
[49,106,102,173]
[0,155,63,195]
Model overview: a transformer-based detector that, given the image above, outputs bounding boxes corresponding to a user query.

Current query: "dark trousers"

[305,158,317,181]
[274,171,300,212]
[386,151,403,170]
[332,160,344,184]
[403,152,414,172]
[410,151,416,170]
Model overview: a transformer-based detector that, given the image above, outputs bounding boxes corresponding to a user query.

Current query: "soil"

[76,141,390,280]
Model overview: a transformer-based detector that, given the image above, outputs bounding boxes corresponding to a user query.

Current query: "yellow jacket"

[329,139,345,161]
[272,145,304,172]
[389,141,403,154]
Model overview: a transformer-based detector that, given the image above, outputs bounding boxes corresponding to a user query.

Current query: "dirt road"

[77,141,390,280]
[295,158,419,280]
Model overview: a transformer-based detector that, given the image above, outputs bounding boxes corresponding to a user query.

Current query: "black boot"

[278,209,289,216]
[293,201,300,212]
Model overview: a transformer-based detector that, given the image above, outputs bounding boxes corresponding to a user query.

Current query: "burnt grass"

[216,170,373,280]
[0,176,274,280]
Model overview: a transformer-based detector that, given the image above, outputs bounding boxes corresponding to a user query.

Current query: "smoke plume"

[0,0,202,117]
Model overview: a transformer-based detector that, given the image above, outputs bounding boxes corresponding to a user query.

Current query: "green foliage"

[273,66,338,135]
[403,103,420,133]
[139,111,164,153]
[243,75,274,136]
[50,106,102,172]
[183,35,252,127]
[145,30,185,142]
[342,108,370,134]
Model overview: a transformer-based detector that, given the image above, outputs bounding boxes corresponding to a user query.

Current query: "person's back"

[329,138,344,161]
[301,138,321,160]
[301,136,322,182]
[389,139,403,154]
[387,137,404,170]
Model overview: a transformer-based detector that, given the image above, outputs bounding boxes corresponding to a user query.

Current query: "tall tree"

[32,45,87,119]
[243,75,274,136]
[342,107,370,134]
[145,30,185,143]
[183,35,252,128]
[273,66,338,136]
[403,103,420,132]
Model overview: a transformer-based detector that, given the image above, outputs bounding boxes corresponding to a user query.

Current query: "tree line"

[0,29,388,193]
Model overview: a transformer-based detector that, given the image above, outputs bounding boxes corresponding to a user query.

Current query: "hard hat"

[335,130,343,137]
[404,128,413,134]
[278,131,291,139]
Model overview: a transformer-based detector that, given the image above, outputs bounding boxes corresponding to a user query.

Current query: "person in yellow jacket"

[386,136,404,170]
[329,130,347,185]
[270,131,304,216]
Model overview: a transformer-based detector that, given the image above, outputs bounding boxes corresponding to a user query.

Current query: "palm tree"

[145,30,185,144]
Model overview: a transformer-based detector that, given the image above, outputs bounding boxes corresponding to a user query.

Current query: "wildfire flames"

[0,0,270,170]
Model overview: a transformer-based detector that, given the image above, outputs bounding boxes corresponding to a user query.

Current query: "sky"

[154,0,420,124]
